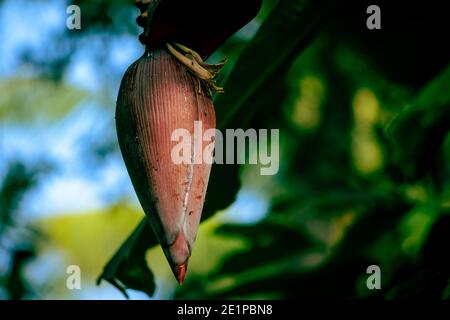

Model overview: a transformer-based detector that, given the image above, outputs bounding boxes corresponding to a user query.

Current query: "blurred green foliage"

[1,0,450,299]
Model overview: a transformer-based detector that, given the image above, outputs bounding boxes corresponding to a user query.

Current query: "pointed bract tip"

[174,263,187,285]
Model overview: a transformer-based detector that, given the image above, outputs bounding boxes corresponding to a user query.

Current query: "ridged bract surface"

[115,50,215,278]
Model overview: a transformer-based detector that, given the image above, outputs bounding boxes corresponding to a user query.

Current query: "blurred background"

[1,0,449,300]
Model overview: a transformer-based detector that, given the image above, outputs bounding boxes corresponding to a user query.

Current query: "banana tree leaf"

[0,78,87,123]
[386,214,450,299]
[213,219,313,275]
[215,0,341,128]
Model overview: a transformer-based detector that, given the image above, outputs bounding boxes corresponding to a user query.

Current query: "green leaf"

[0,78,87,122]
[443,280,450,300]
[211,219,312,275]
[96,219,157,298]
[99,0,341,298]
[215,0,341,128]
